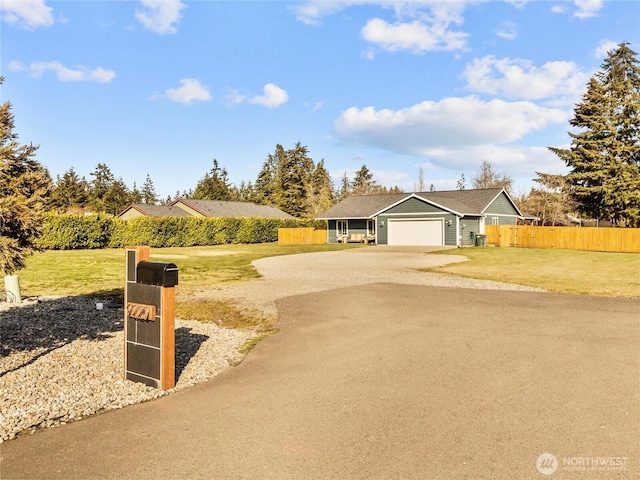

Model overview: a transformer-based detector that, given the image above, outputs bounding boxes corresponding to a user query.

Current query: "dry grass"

[429,247,640,297]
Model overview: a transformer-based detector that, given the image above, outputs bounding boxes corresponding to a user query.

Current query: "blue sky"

[2,1,639,200]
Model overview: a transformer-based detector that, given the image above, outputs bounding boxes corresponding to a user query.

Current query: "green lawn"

[429,247,640,297]
[17,243,361,299]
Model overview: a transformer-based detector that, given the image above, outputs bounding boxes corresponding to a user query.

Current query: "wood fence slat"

[485,225,640,253]
[278,228,327,245]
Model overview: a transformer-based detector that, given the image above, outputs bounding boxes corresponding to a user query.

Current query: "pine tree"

[338,171,351,200]
[141,174,158,205]
[0,77,53,275]
[193,159,232,200]
[104,177,131,215]
[549,42,640,226]
[48,167,89,213]
[130,182,143,204]
[89,163,115,212]
[352,165,380,195]
[279,142,314,217]
[308,159,335,216]
[254,146,283,205]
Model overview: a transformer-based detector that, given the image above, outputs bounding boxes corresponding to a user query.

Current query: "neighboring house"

[117,204,193,220]
[316,188,524,247]
[118,199,294,220]
[170,198,294,219]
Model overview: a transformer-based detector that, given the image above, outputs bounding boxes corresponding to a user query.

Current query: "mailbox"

[125,247,178,390]
[137,261,178,287]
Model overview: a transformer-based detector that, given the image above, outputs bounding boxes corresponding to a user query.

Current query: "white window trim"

[337,220,348,239]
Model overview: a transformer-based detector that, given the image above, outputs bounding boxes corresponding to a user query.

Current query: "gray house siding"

[460,217,481,246]
[486,194,518,215]
[486,215,517,226]
[485,195,520,227]
[385,197,446,214]
[327,220,337,243]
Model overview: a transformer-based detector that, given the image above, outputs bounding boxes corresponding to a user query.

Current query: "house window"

[337,220,348,237]
[367,219,376,236]
[492,217,500,225]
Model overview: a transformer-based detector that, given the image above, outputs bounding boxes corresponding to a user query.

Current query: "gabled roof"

[316,188,522,219]
[117,204,192,218]
[171,198,295,219]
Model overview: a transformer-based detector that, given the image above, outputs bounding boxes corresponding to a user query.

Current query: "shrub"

[37,214,324,249]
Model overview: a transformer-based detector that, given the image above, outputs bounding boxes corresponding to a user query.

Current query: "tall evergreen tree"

[352,164,379,195]
[254,146,284,205]
[104,177,131,215]
[279,142,314,217]
[338,171,351,200]
[193,159,232,200]
[88,163,115,212]
[549,42,640,226]
[130,181,143,204]
[141,174,158,205]
[308,159,335,217]
[0,77,53,274]
[231,181,255,202]
[48,167,89,212]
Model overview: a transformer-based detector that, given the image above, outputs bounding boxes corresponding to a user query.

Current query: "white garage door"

[387,219,444,246]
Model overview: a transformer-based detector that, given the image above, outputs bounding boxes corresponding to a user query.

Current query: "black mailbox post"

[124,246,178,390]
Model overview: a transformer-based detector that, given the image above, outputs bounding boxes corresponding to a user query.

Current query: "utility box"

[124,246,178,390]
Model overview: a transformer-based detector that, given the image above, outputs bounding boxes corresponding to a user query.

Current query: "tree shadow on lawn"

[1,290,209,381]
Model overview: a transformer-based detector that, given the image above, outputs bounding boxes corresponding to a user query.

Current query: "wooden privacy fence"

[485,225,640,253]
[278,227,327,245]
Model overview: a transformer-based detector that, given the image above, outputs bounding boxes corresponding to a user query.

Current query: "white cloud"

[462,56,588,102]
[294,1,469,53]
[162,79,212,104]
[495,20,517,40]
[9,60,115,83]
[334,96,566,157]
[135,0,186,34]
[1,0,53,29]
[225,89,246,106]
[290,0,355,26]
[594,39,619,59]
[361,17,468,53]
[573,0,604,19]
[248,83,289,108]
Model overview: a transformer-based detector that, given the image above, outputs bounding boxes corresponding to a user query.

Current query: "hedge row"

[35,214,325,250]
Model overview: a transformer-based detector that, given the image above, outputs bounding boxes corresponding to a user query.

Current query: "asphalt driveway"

[2,283,638,479]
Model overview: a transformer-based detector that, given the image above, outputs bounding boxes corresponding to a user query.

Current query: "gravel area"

[1,247,544,442]
[0,296,252,442]
[208,247,545,317]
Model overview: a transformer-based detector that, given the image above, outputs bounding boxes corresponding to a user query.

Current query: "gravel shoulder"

[1,248,543,442]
